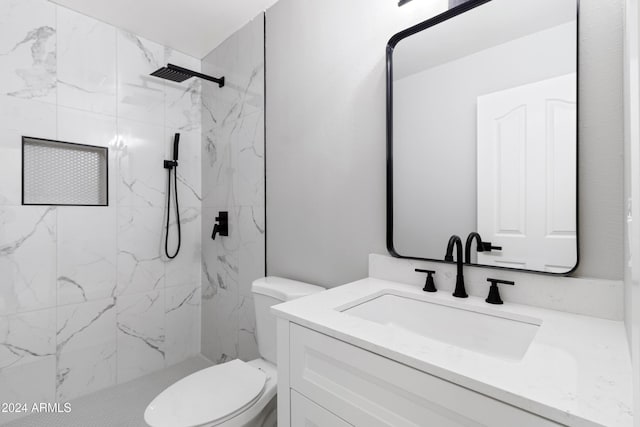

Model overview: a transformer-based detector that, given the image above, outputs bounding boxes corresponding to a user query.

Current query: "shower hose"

[165,159,181,259]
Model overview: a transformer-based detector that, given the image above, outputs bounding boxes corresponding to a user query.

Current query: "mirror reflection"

[389,0,578,273]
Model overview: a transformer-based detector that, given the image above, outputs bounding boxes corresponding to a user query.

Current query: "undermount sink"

[340,292,541,361]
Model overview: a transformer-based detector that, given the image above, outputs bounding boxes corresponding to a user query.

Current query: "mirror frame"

[386,0,580,275]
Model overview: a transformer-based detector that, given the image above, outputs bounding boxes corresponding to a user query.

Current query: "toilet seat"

[144,360,268,427]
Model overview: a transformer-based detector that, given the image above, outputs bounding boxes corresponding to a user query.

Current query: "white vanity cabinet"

[290,390,353,427]
[278,321,564,427]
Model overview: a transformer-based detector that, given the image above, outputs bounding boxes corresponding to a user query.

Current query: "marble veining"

[57,207,117,305]
[56,298,117,401]
[165,207,201,289]
[117,207,165,296]
[165,284,201,365]
[201,14,265,365]
[117,290,166,383]
[0,0,57,104]
[0,207,57,315]
[0,95,57,206]
[56,7,116,116]
[0,308,56,424]
[0,0,202,417]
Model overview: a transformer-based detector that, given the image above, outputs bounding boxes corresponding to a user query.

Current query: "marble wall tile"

[116,118,166,208]
[117,31,164,126]
[237,112,265,207]
[201,37,238,129]
[57,7,117,116]
[56,298,117,401]
[165,284,200,366]
[201,206,240,364]
[57,106,118,205]
[227,15,264,121]
[0,308,56,371]
[0,0,56,104]
[167,127,202,209]
[57,207,117,305]
[200,294,238,365]
[0,0,203,413]
[117,206,165,296]
[238,205,266,298]
[237,206,264,361]
[202,119,238,208]
[165,48,201,132]
[201,15,264,127]
[201,14,265,366]
[0,308,56,423]
[165,207,201,288]
[0,95,56,205]
[237,293,259,361]
[116,290,165,383]
[0,206,57,315]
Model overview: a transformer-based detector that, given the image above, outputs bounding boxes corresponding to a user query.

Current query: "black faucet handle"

[481,241,502,252]
[485,278,515,305]
[415,269,437,293]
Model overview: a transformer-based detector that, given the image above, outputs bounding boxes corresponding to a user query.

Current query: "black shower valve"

[212,212,229,240]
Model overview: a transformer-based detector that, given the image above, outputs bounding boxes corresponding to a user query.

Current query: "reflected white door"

[477,73,576,272]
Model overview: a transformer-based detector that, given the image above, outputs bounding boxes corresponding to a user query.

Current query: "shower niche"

[22,136,109,206]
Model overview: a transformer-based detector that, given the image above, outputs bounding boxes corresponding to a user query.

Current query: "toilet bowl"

[144,277,324,427]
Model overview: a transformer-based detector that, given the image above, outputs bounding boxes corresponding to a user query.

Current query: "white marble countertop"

[272,278,633,427]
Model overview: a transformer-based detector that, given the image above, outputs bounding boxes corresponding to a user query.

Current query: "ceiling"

[49,0,279,59]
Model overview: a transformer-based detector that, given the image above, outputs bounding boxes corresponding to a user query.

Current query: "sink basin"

[340,292,541,361]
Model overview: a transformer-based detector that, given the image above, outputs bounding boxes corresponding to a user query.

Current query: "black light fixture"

[398,0,413,5]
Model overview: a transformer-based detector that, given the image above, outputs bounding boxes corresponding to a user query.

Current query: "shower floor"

[4,356,213,427]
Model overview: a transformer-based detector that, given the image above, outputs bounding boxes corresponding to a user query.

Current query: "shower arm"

[167,64,225,88]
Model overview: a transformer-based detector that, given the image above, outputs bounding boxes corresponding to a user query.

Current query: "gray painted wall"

[266,0,624,287]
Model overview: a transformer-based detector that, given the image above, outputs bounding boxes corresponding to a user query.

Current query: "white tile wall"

[0,308,56,413]
[116,290,166,384]
[0,2,264,422]
[0,0,56,104]
[0,0,202,422]
[56,297,117,401]
[201,14,265,364]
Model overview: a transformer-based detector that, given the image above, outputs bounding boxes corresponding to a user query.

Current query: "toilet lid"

[144,360,267,427]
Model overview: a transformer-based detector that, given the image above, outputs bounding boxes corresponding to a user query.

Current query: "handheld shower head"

[150,63,225,88]
[173,133,180,162]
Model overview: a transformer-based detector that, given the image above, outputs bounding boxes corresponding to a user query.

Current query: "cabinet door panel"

[290,324,564,427]
[291,390,353,427]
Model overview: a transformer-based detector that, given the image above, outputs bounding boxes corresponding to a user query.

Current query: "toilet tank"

[252,277,324,364]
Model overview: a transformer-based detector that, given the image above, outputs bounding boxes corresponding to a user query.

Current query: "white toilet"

[144,277,324,427]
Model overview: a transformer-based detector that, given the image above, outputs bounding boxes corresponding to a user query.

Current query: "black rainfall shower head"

[151,65,192,83]
[150,63,225,88]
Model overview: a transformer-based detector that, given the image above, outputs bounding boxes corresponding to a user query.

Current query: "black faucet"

[464,232,503,264]
[445,235,468,298]
[464,232,484,264]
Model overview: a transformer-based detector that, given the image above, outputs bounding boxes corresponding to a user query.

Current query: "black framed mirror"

[386,0,579,275]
